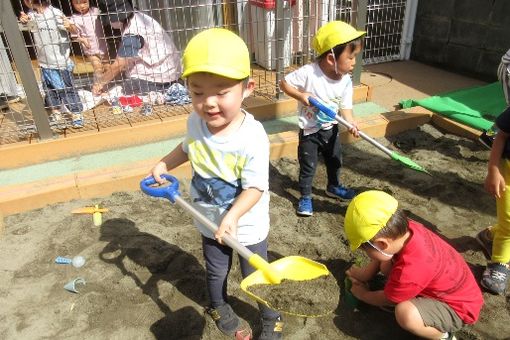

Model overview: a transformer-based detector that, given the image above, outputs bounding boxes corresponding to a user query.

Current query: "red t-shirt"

[384,220,483,324]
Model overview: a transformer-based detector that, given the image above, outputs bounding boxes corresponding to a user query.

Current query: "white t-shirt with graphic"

[182,110,270,246]
[284,62,353,136]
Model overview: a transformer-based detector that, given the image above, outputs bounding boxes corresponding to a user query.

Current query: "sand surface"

[1,124,509,340]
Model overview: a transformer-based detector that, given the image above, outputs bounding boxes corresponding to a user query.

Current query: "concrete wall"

[411,0,510,80]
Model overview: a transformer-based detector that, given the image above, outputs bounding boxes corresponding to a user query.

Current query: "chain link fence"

[0,0,415,144]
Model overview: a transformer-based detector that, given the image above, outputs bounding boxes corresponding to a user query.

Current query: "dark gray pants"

[202,236,280,319]
[298,125,342,196]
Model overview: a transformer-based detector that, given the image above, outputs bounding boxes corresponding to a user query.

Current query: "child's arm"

[19,11,30,24]
[279,79,313,106]
[92,57,128,95]
[346,258,381,282]
[214,187,263,244]
[485,130,509,198]
[75,37,91,49]
[349,277,394,307]
[62,16,78,34]
[150,143,189,184]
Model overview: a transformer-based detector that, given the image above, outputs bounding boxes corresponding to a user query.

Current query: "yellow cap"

[312,21,366,56]
[344,190,398,251]
[182,28,250,80]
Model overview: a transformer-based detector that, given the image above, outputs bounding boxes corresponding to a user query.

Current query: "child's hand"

[485,166,506,198]
[346,119,360,137]
[62,16,71,29]
[300,93,315,106]
[346,264,372,282]
[215,213,238,245]
[19,12,30,24]
[349,276,369,300]
[149,161,169,184]
[92,81,105,96]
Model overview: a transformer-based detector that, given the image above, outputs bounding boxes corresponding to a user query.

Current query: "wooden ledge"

[0,106,432,216]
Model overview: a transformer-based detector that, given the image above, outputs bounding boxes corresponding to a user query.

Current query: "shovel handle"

[140,174,255,261]
[308,97,393,157]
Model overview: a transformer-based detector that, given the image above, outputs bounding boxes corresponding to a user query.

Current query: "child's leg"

[298,130,320,197]
[395,297,463,339]
[492,159,510,263]
[59,69,83,114]
[379,258,393,276]
[87,54,104,79]
[202,236,233,307]
[321,125,342,187]
[41,69,62,111]
[239,239,283,339]
[202,236,241,336]
[238,238,280,320]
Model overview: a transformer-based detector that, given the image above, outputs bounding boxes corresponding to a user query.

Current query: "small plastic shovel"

[140,174,332,316]
[308,97,430,174]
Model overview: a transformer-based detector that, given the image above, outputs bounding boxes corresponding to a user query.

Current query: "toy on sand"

[72,205,108,226]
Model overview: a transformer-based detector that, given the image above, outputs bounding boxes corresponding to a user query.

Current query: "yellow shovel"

[140,174,333,316]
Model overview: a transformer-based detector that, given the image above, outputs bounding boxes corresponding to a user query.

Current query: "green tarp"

[400,82,507,131]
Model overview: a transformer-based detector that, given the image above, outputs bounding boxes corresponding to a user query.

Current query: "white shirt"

[285,62,353,135]
[27,6,71,69]
[122,12,181,83]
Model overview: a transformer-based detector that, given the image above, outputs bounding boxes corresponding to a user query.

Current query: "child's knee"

[394,301,421,331]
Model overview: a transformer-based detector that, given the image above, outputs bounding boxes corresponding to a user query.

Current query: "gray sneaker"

[481,262,509,295]
[259,316,283,340]
[476,227,493,259]
[205,303,240,336]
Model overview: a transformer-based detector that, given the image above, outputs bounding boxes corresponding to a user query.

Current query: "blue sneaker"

[297,196,313,216]
[325,185,356,200]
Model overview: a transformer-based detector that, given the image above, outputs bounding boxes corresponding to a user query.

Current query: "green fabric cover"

[400,82,507,131]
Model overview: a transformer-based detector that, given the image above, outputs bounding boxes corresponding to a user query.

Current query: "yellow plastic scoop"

[140,174,336,317]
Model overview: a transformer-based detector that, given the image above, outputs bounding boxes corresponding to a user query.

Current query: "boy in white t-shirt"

[280,21,365,216]
[150,28,282,340]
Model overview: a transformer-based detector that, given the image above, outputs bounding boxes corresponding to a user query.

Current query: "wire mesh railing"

[0,0,414,145]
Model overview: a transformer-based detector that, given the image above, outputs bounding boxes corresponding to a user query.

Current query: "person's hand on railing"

[19,12,30,24]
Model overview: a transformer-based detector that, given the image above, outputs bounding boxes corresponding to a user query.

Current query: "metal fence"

[0,0,416,144]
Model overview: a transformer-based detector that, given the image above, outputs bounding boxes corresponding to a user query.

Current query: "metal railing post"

[1,0,53,140]
[275,0,289,100]
[352,0,367,86]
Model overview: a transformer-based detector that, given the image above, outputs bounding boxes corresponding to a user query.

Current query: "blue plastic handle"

[140,174,181,203]
[308,97,336,120]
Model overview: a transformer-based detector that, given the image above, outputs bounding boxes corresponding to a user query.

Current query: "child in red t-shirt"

[344,191,483,340]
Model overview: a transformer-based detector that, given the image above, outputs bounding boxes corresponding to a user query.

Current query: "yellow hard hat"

[312,21,366,56]
[182,28,250,80]
[344,190,398,251]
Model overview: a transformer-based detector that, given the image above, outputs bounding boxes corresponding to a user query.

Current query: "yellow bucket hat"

[182,28,250,80]
[344,190,398,251]
[312,21,366,56]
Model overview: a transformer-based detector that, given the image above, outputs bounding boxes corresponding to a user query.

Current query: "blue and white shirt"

[182,110,270,245]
